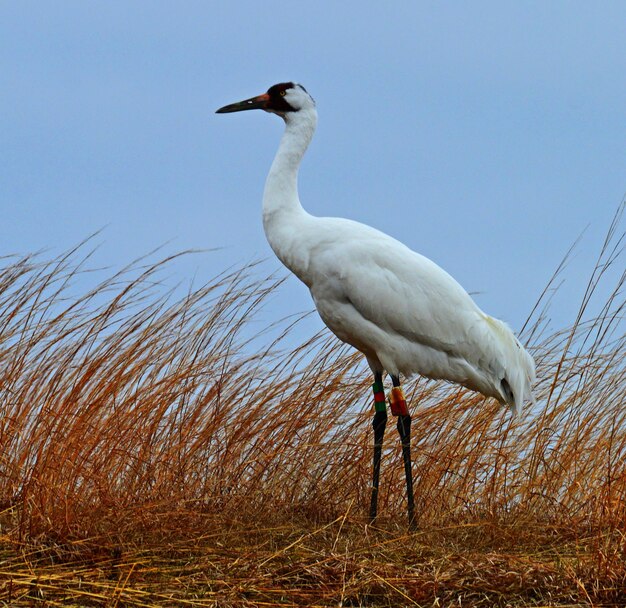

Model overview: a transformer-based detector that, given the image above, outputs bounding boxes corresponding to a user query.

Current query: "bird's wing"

[304,217,535,412]
[309,218,487,357]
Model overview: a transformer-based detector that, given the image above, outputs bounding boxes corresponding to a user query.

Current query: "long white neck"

[262,108,317,281]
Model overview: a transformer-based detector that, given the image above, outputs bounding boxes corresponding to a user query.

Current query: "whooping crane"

[216,82,536,527]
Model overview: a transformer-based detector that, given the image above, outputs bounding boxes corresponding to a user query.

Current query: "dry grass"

[0,206,624,606]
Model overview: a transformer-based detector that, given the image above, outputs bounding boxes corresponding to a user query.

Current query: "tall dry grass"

[0,205,624,605]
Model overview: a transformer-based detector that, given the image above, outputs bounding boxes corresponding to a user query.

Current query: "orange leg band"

[389,386,409,417]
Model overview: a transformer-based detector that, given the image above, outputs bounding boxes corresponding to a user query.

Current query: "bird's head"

[216,82,315,119]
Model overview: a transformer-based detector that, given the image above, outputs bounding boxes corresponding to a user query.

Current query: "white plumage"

[218,82,535,414]
[217,82,535,524]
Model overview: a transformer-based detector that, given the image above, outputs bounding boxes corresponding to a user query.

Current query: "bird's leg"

[390,375,416,529]
[369,372,387,523]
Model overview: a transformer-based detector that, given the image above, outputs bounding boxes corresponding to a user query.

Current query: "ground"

[2,512,625,607]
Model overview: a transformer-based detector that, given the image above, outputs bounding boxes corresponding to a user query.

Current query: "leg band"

[389,386,409,417]
[372,380,387,413]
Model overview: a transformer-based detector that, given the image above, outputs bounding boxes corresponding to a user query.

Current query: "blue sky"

[2,2,625,339]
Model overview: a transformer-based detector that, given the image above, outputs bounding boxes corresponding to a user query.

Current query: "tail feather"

[484,315,536,416]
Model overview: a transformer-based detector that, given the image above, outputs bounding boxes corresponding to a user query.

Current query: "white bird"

[216,82,536,526]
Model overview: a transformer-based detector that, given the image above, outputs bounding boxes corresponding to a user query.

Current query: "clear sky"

[2,2,625,338]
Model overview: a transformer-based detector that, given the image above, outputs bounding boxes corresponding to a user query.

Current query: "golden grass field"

[1,207,624,606]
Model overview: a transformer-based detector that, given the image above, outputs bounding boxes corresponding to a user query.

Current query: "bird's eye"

[280,90,286,96]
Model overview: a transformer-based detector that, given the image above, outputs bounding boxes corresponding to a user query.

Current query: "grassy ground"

[2,514,626,606]
[0,207,624,606]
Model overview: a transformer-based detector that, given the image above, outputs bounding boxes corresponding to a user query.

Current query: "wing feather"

[304,217,535,410]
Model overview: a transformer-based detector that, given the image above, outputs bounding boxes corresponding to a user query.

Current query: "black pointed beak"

[216,93,270,114]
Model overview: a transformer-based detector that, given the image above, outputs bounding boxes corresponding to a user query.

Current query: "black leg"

[369,372,387,523]
[391,375,416,529]
[397,414,416,528]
